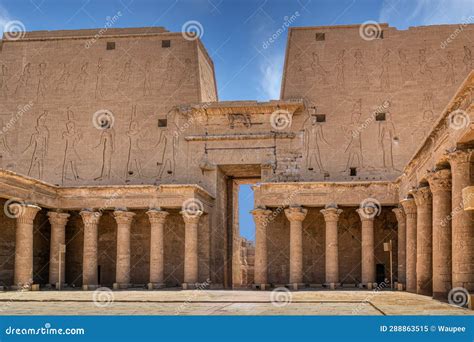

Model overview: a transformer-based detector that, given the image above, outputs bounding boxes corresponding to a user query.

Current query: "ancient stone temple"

[0,24,472,300]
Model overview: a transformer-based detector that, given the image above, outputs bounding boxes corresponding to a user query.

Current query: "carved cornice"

[284,206,308,222]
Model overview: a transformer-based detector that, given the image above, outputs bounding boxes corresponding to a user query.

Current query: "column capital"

[400,198,417,217]
[113,210,136,225]
[251,207,272,226]
[47,211,70,226]
[180,210,203,224]
[447,148,472,166]
[146,209,169,224]
[10,203,41,224]
[320,207,343,222]
[284,206,308,222]
[392,207,406,223]
[410,186,432,207]
[356,207,376,221]
[79,210,102,225]
[427,169,452,194]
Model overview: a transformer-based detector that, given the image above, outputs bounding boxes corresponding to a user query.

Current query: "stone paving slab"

[0,290,471,316]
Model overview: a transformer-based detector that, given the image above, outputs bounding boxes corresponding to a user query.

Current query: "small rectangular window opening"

[106,42,115,50]
[350,167,357,177]
[162,40,171,48]
[158,119,168,127]
[375,112,386,121]
[315,33,325,41]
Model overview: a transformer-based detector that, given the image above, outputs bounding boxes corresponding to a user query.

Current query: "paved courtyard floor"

[0,290,471,315]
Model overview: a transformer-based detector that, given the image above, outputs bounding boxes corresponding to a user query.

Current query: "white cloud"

[258,52,284,100]
[379,0,474,29]
[0,5,12,35]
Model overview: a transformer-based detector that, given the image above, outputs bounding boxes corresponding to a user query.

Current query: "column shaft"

[47,211,70,287]
[147,209,169,287]
[80,210,102,289]
[251,208,272,288]
[321,207,342,286]
[181,211,203,286]
[401,199,417,293]
[114,210,135,288]
[392,207,406,286]
[358,212,376,285]
[285,206,307,286]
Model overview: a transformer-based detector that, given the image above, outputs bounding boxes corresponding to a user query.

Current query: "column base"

[324,282,340,289]
[147,282,166,290]
[287,283,305,290]
[82,284,100,291]
[182,283,198,290]
[432,291,448,300]
[359,282,377,290]
[113,283,131,290]
[396,283,405,291]
[252,283,270,290]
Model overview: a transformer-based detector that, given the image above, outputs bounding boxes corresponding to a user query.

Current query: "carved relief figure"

[62,109,82,183]
[0,64,9,97]
[379,50,391,91]
[343,99,364,171]
[14,63,31,96]
[304,108,329,173]
[293,52,310,83]
[156,108,179,180]
[118,59,132,90]
[398,49,413,84]
[463,46,473,73]
[95,58,106,99]
[353,49,369,83]
[228,113,251,129]
[333,49,345,89]
[0,118,12,156]
[378,101,398,171]
[444,51,456,86]
[36,62,47,100]
[177,58,194,88]
[418,48,434,80]
[311,53,328,84]
[73,62,89,93]
[23,111,49,179]
[55,62,70,92]
[94,124,115,181]
[143,60,152,96]
[126,105,143,180]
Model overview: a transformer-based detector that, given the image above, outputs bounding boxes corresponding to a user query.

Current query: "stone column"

[79,210,102,290]
[146,209,169,289]
[411,186,433,296]
[181,210,203,288]
[284,206,308,289]
[11,204,41,289]
[251,207,272,290]
[321,206,342,288]
[356,207,376,288]
[448,149,474,291]
[400,198,417,293]
[392,207,406,289]
[113,209,135,289]
[47,211,70,287]
[428,169,452,299]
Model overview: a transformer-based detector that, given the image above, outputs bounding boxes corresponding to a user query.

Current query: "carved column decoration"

[400,198,417,293]
[79,210,102,290]
[321,206,343,288]
[251,207,272,289]
[284,206,308,289]
[113,209,135,289]
[181,210,203,288]
[47,211,70,287]
[146,209,169,289]
[356,207,377,287]
[392,207,406,288]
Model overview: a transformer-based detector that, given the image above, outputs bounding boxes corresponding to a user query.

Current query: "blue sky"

[1,0,472,240]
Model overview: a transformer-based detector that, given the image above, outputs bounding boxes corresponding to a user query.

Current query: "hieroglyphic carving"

[380,49,391,91]
[343,99,363,171]
[62,108,82,184]
[333,49,345,89]
[36,62,47,100]
[94,120,115,181]
[444,51,456,86]
[23,111,49,179]
[0,64,8,97]
[177,58,194,89]
[418,48,434,80]
[377,101,398,171]
[303,107,328,173]
[14,63,31,96]
[118,59,132,90]
[353,49,369,84]
[398,49,413,84]
[143,60,152,96]
[311,53,328,84]
[463,46,473,73]
[228,113,251,129]
[126,105,143,180]
[156,108,178,180]
[55,62,70,92]
[73,62,89,93]
[95,58,105,99]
